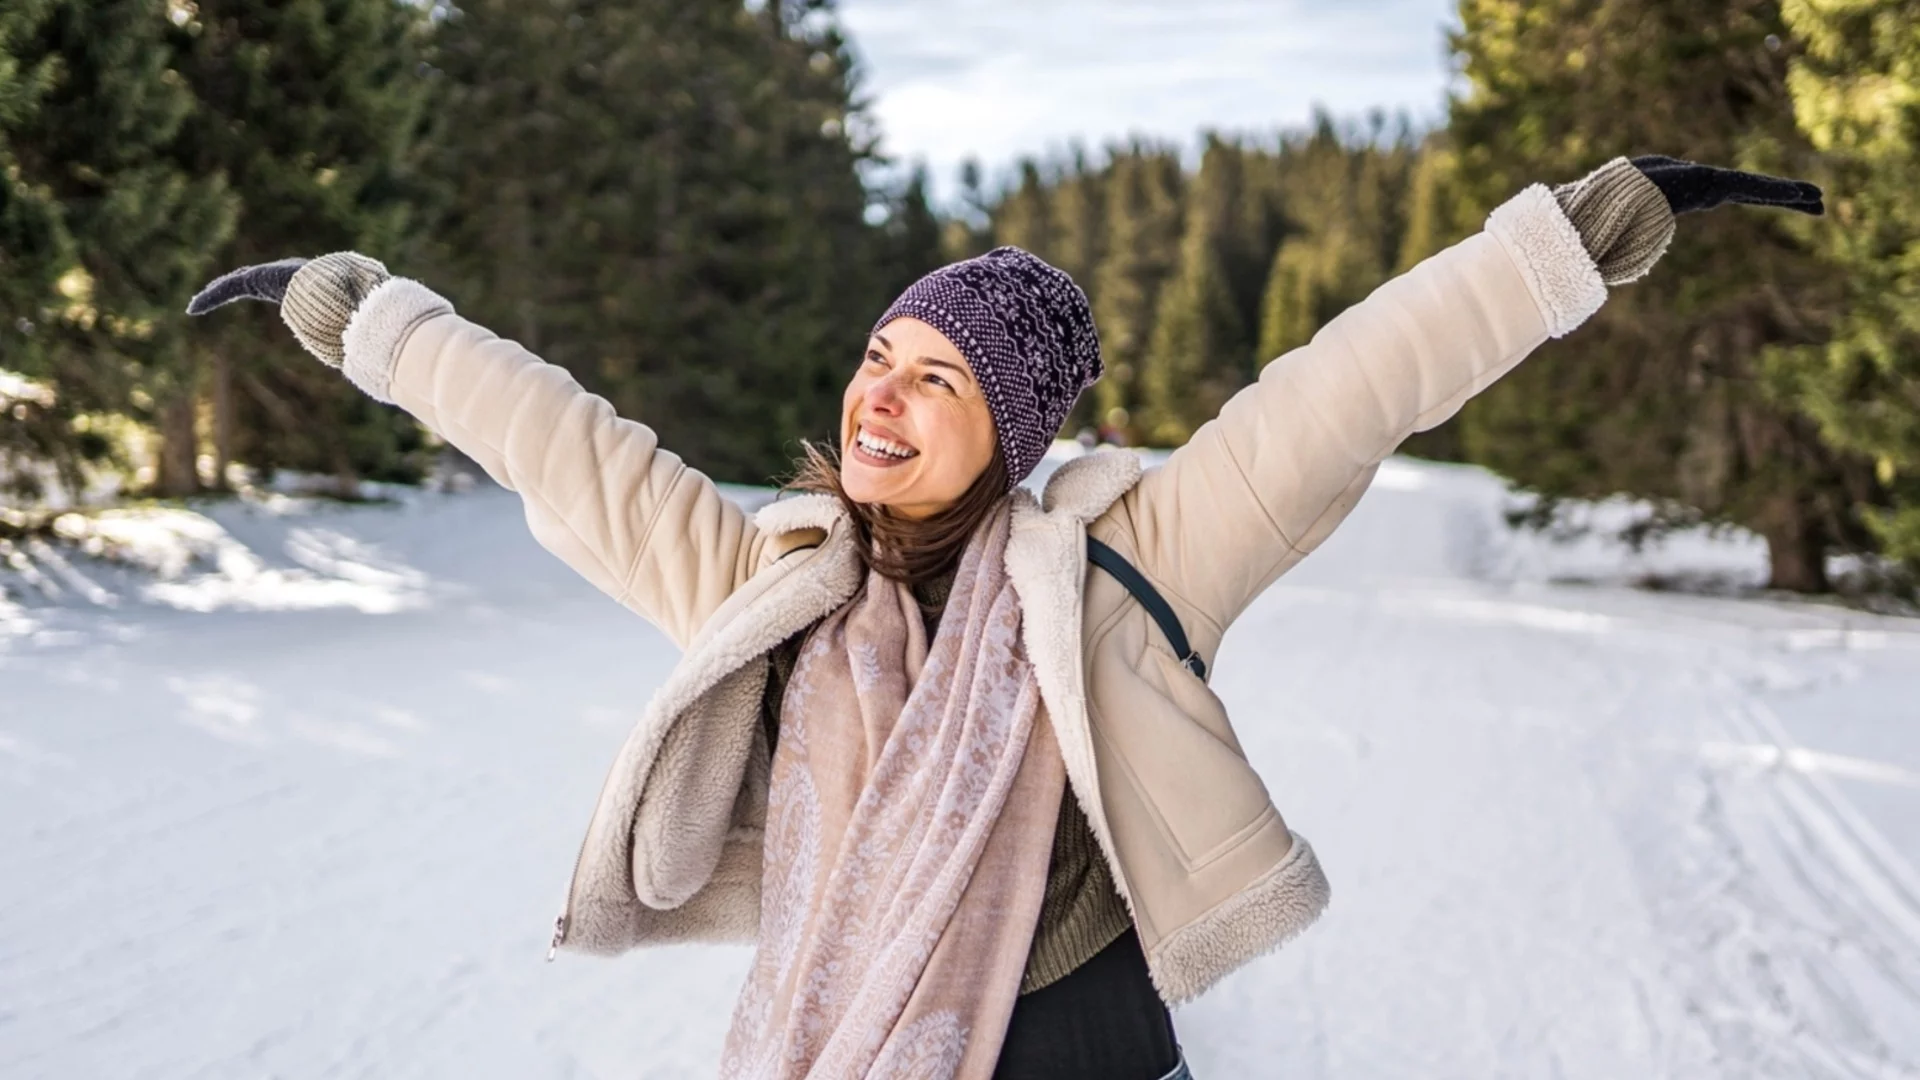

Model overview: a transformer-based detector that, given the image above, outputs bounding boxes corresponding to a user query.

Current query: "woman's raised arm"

[1112,157,1821,638]
[191,256,773,649]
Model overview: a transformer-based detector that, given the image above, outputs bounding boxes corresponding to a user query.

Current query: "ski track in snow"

[3,456,1917,1079]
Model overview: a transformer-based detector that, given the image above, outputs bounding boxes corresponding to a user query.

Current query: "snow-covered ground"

[4,453,1918,1079]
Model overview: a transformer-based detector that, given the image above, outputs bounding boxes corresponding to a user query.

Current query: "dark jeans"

[992,927,1184,1080]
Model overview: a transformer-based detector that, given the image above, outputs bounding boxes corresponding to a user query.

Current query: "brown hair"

[786,439,1009,587]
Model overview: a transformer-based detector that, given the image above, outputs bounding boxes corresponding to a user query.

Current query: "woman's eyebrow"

[919,357,975,384]
[871,333,975,385]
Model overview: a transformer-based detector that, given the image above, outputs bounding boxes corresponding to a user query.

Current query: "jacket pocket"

[1089,639,1275,871]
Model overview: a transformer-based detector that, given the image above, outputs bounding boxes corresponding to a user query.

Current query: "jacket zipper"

[548,857,584,959]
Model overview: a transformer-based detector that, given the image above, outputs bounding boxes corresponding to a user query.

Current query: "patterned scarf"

[719,500,1067,1079]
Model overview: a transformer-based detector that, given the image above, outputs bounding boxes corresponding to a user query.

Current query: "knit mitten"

[1551,158,1677,285]
[282,254,391,366]
[1551,156,1825,286]
[187,251,391,367]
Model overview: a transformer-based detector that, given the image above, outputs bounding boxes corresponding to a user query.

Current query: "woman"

[191,155,1820,1079]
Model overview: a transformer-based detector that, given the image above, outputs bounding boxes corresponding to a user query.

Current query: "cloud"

[838,0,1459,201]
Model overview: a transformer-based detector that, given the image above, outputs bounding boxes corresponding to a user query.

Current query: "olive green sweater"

[758,570,1133,995]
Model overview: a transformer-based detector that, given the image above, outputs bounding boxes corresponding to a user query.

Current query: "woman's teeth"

[856,429,918,460]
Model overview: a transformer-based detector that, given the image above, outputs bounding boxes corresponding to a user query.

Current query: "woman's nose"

[865,376,905,414]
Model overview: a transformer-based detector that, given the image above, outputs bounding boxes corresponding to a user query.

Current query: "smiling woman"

[790,245,1099,584]
[790,313,1009,583]
[186,151,1820,1080]
[843,322,993,500]
[826,315,1004,567]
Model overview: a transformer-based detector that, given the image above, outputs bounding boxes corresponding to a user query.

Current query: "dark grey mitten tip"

[185,257,311,315]
[1628,156,1824,217]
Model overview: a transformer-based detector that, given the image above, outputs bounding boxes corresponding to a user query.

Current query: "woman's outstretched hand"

[186,252,391,367]
[1551,157,1823,287]
[1629,155,1825,217]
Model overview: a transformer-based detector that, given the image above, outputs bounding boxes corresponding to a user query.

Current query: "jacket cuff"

[340,277,454,403]
[1485,184,1608,339]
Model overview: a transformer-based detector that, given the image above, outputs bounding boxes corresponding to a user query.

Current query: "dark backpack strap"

[1086,536,1207,680]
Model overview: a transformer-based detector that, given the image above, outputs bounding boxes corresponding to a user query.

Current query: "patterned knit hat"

[871,246,1103,490]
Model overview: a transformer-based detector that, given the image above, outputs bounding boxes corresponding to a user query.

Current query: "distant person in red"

[191,156,1820,1079]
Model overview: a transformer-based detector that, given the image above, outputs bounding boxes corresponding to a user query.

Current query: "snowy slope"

[3,455,1918,1079]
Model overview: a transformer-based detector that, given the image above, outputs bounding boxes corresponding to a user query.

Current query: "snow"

[4,454,1918,1079]
[0,369,56,410]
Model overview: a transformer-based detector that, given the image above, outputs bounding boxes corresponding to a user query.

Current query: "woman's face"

[839,317,996,517]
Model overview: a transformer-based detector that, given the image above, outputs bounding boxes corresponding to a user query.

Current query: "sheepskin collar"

[749,489,843,537]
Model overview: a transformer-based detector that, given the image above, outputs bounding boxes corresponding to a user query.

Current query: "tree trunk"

[332,455,361,501]
[154,392,200,498]
[1757,495,1830,593]
[211,352,233,490]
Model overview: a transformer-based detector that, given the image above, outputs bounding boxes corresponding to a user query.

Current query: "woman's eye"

[926,374,951,390]
[863,350,887,367]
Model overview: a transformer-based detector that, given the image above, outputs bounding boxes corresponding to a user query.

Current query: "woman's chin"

[840,464,897,506]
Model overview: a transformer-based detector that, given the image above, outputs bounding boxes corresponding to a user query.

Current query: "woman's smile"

[850,422,920,467]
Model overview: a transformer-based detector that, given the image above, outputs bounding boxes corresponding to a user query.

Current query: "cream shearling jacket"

[333,184,1608,1004]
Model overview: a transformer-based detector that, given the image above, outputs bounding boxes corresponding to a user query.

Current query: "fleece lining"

[340,278,453,403]
[1485,183,1608,338]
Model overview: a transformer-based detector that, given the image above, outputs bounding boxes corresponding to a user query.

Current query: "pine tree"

[874,161,944,299]
[166,0,434,494]
[1044,147,1110,436]
[1395,135,1462,274]
[1045,145,1107,291]
[0,0,64,322]
[993,159,1053,254]
[0,0,72,497]
[1215,138,1282,362]
[1254,238,1320,361]
[1137,137,1252,444]
[2,0,236,499]
[1087,142,1183,443]
[423,0,886,483]
[1446,0,1868,591]
[1767,0,1920,571]
[1252,116,1417,369]
[940,156,993,260]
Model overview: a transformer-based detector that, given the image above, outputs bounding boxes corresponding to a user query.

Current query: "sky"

[835,0,1463,204]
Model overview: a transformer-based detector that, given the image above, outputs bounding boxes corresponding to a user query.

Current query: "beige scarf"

[719,500,1067,1080]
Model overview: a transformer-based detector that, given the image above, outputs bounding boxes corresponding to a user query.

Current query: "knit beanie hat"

[871,245,1103,490]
